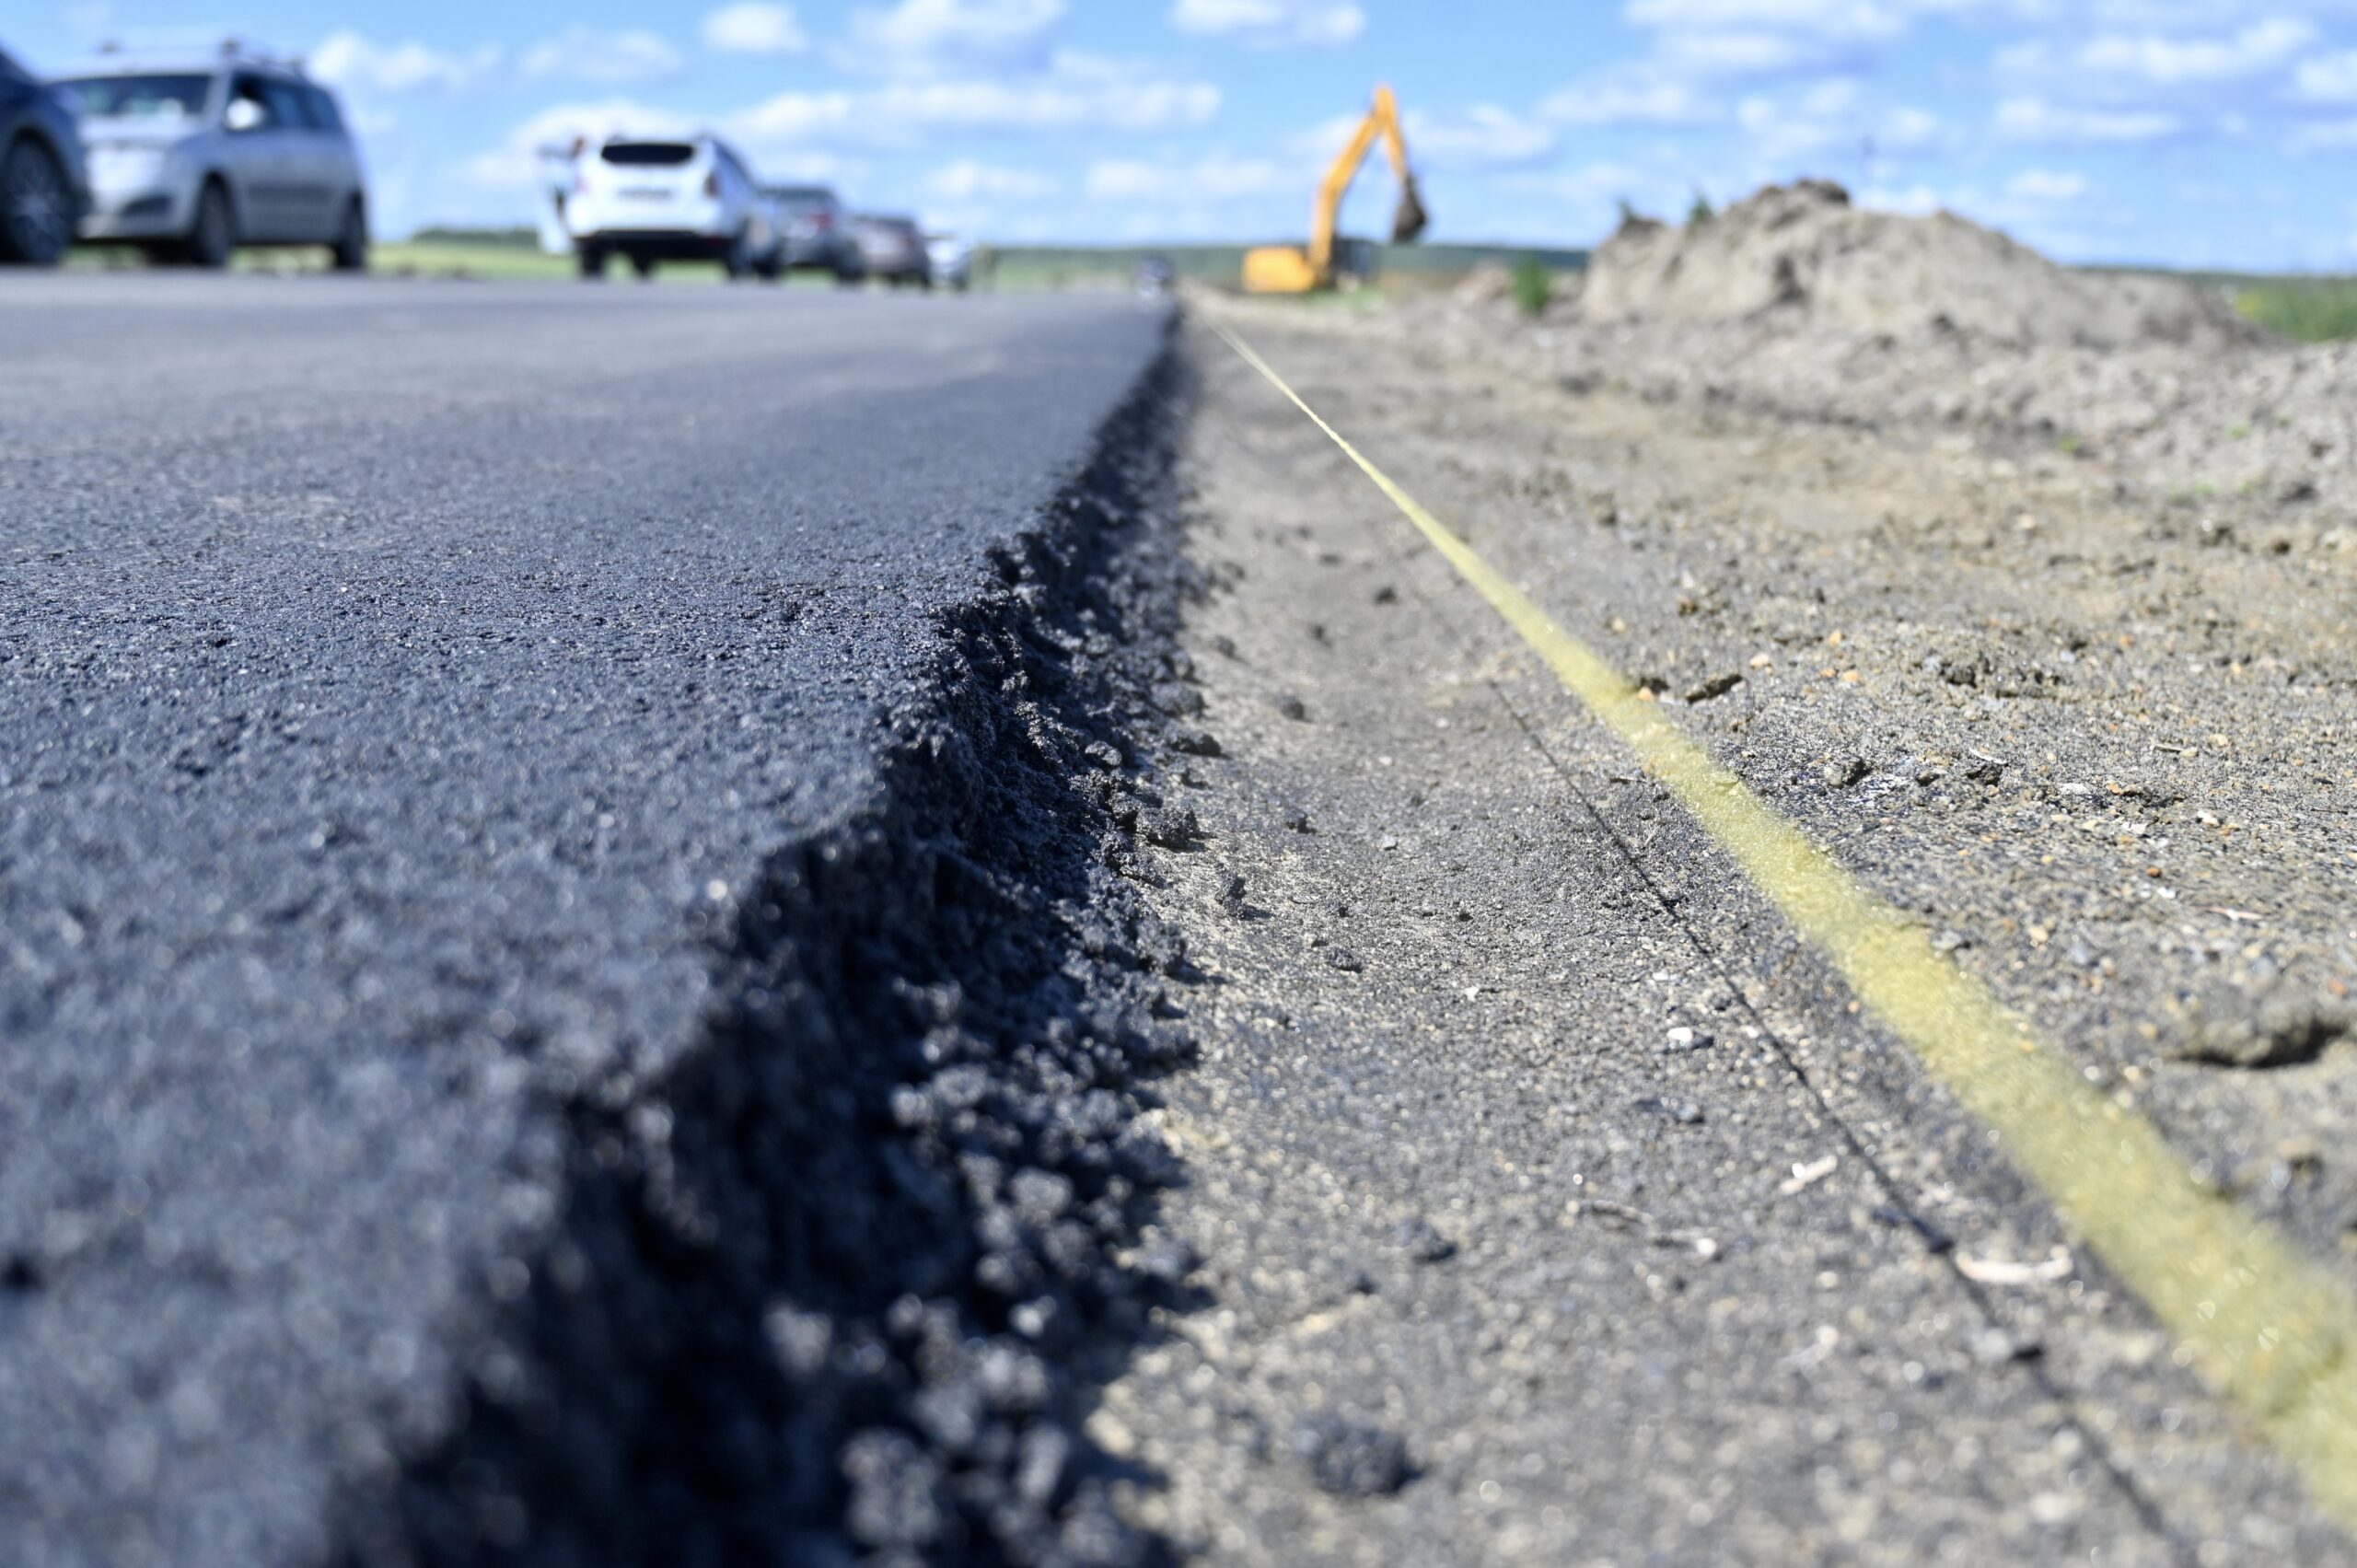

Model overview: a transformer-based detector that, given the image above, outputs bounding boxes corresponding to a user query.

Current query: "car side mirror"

[224,98,264,133]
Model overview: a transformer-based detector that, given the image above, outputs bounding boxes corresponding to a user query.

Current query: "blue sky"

[15,0,2357,268]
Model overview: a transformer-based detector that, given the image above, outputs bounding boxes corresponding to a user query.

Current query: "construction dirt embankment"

[1433,180,2357,553]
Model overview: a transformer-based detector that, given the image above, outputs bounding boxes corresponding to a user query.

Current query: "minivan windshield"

[55,74,213,120]
[601,142,696,166]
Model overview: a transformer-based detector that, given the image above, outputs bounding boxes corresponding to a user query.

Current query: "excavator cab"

[1243,85,1427,294]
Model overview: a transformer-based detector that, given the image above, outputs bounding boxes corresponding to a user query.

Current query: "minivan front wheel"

[181,183,234,270]
[0,137,74,267]
[331,199,368,273]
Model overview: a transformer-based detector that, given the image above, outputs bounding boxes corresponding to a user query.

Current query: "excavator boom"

[1243,84,1427,294]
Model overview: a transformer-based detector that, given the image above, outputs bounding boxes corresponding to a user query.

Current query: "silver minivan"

[52,43,368,269]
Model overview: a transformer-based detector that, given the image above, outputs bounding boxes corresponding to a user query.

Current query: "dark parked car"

[766,183,862,282]
[0,43,87,266]
[853,213,930,289]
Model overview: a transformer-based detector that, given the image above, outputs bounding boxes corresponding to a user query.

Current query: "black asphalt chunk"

[0,278,1189,1567]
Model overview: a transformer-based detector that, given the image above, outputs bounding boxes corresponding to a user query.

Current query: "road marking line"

[1210,317,2357,1534]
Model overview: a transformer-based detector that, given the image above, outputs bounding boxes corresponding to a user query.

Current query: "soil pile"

[1581,180,2252,351]
[1353,180,2357,534]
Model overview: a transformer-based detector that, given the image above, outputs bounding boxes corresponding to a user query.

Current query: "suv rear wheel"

[0,137,74,268]
[578,247,608,280]
[181,183,234,270]
[330,199,367,273]
[722,227,752,281]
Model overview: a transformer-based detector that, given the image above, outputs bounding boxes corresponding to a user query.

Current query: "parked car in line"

[0,42,89,266]
[926,232,974,293]
[766,183,862,282]
[564,134,783,282]
[52,42,367,270]
[853,214,931,289]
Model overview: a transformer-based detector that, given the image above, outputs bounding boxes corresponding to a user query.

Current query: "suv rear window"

[55,74,213,119]
[601,143,696,166]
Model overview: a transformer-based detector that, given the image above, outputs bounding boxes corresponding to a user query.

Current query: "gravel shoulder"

[1084,307,2356,1563]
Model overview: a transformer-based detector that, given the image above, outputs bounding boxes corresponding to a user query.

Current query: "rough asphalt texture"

[1091,305,2351,1564]
[0,277,1188,1565]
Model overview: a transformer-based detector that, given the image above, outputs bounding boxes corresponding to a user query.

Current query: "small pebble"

[1295,1420,1413,1499]
[1394,1216,1456,1263]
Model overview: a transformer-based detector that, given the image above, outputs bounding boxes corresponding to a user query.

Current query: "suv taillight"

[812,212,832,230]
[704,172,720,198]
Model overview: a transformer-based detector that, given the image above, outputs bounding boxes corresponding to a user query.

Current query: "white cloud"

[1625,0,1905,41]
[2295,50,2357,104]
[2077,17,2312,85]
[1539,71,1726,129]
[721,55,1219,151]
[1994,96,2185,142]
[1404,106,1557,169]
[842,0,1064,75]
[920,74,1214,132]
[521,28,685,84]
[310,31,499,94]
[1294,101,1552,170]
[1659,29,1862,78]
[2007,167,2090,201]
[703,4,809,55]
[1169,0,1366,48]
[2002,16,2315,92]
[1086,155,1295,201]
[2288,116,2357,151]
[928,158,1060,199]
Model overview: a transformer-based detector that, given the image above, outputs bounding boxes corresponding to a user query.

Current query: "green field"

[2227,277,2357,343]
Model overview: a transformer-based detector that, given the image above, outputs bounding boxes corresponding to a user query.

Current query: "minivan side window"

[304,86,343,134]
[260,79,310,130]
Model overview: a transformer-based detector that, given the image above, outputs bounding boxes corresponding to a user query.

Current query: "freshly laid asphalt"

[0,275,1167,1565]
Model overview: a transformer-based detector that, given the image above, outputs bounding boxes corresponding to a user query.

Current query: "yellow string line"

[1211,315,2357,1535]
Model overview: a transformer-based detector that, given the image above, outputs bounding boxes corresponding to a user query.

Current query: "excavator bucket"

[1391,176,1429,245]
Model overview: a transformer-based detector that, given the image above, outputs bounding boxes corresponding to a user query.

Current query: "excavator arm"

[1243,84,1427,294]
[1307,85,1426,276]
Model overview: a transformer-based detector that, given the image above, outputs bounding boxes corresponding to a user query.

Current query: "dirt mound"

[1582,180,2252,352]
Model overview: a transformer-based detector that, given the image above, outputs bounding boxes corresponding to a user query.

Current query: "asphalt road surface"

[0,276,1171,1565]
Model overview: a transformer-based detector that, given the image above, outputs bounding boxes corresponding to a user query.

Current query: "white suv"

[562,135,784,282]
[53,44,368,270]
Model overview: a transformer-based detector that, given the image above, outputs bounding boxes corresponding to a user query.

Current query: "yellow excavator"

[1244,85,1428,294]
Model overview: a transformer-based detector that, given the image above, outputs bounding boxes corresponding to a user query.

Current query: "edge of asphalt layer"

[325,322,1209,1566]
